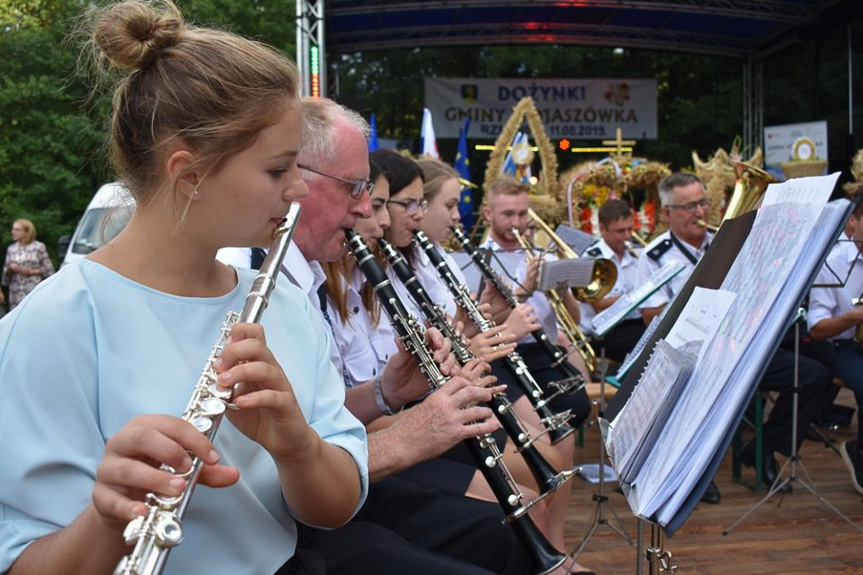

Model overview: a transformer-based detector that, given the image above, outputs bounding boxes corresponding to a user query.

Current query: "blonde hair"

[485,177,530,208]
[82,0,299,204]
[13,219,36,244]
[416,157,459,202]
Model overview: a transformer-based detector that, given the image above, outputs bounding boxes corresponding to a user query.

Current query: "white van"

[61,182,135,267]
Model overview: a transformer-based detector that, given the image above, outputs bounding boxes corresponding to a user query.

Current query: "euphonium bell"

[524,208,617,303]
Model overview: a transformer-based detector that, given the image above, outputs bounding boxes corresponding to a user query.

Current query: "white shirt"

[328,266,396,386]
[808,238,863,341]
[579,238,640,333]
[281,243,348,381]
[413,243,460,318]
[0,259,368,575]
[636,230,712,309]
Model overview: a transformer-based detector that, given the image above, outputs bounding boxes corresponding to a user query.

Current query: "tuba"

[699,160,775,231]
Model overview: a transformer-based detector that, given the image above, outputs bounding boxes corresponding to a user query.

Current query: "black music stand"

[568,258,688,573]
[607,179,852,539]
[567,344,635,573]
[724,310,863,535]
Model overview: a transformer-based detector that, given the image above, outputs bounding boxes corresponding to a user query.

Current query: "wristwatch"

[373,375,402,416]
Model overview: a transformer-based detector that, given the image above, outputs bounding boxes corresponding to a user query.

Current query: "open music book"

[603,173,851,534]
[605,286,736,514]
[537,257,596,291]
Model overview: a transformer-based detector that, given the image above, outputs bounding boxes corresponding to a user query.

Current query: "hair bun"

[94,1,183,71]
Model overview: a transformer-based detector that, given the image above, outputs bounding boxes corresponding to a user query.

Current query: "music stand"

[723,319,863,535]
[567,260,688,572]
[567,345,635,572]
[608,185,855,534]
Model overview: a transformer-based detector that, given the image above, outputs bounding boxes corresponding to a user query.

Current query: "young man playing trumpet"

[479,177,593,430]
[580,199,645,363]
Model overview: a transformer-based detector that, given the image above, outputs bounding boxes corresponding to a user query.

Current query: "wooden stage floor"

[563,388,863,575]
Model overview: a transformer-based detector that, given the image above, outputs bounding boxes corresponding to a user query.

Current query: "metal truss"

[297,0,327,97]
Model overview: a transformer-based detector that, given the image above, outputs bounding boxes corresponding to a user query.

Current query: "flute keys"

[154,515,183,547]
[209,382,233,401]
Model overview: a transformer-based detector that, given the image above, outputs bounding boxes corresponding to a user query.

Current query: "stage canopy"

[323,0,861,59]
[297,1,862,152]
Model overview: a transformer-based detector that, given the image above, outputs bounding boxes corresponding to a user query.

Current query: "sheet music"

[761,175,835,207]
[554,224,595,255]
[614,305,669,381]
[618,287,735,515]
[607,339,696,486]
[663,287,737,365]
[621,173,843,525]
[537,258,595,291]
[591,260,687,338]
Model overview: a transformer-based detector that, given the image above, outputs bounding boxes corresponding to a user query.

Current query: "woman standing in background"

[3,218,55,309]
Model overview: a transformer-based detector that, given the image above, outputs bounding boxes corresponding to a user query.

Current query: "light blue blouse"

[0,259,368,574]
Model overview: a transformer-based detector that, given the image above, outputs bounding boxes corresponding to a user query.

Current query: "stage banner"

[424,77,657,140]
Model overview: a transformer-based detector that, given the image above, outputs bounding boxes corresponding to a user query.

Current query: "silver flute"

[114,203,302,575]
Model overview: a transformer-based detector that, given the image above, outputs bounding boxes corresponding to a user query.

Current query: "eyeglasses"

[387,198,429,215]
[298,163,374,199]
[667,198,710,212]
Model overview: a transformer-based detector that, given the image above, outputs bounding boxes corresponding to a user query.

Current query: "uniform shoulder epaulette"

[646,239,673,262]
[585,245,602,258]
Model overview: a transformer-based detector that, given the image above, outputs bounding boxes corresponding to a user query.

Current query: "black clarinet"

[412,231,576,445]
[450,227,585,405]
[378,238,575,496]
[451,227,585,399]
[346,230,565,575]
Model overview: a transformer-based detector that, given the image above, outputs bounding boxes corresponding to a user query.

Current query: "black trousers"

[591,319,646,364]
[287,476,530,575]
[759,347,831,457]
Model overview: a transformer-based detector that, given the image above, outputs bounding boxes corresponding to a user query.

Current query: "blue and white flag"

[501,131,532,183]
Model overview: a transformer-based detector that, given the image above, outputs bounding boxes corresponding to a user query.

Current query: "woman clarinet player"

[0,2,368,574]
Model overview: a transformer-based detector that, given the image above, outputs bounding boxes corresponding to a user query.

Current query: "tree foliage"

[0,0,298,265]
[0,0,860,265]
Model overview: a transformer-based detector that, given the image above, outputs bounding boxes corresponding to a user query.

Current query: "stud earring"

[193,189,200,196]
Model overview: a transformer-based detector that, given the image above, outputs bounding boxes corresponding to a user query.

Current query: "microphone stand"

[724,309,862,535]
